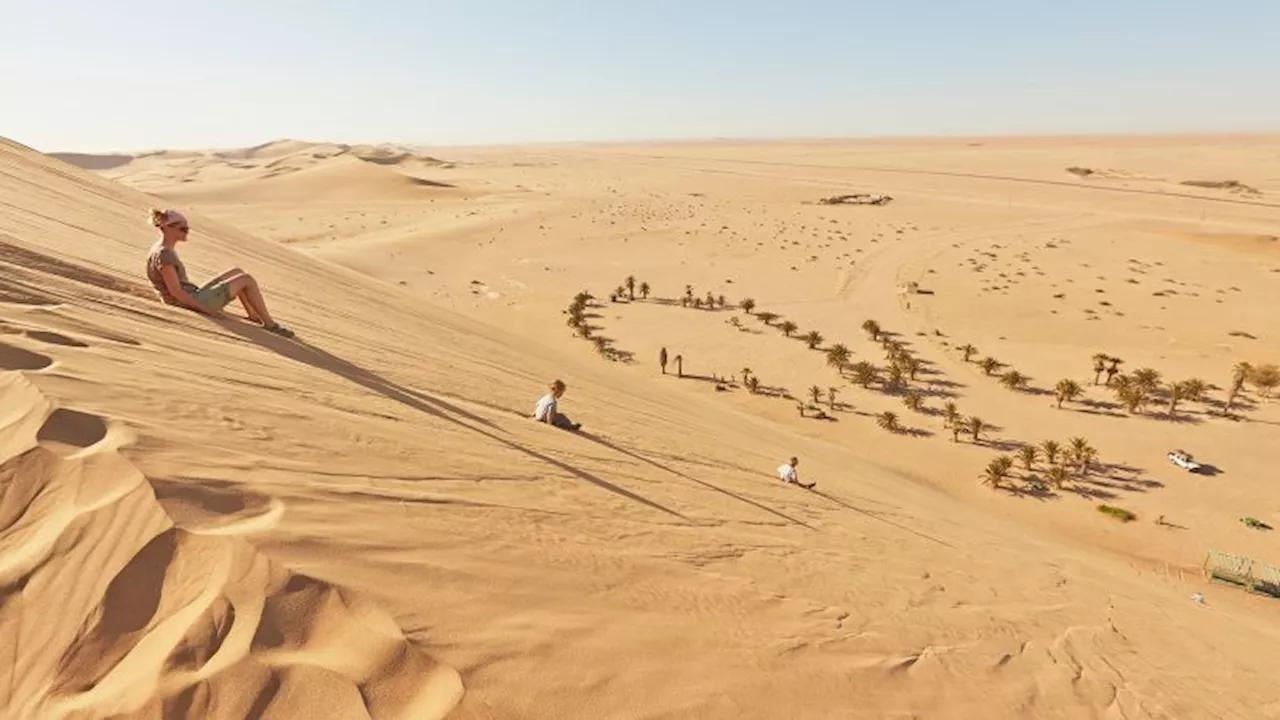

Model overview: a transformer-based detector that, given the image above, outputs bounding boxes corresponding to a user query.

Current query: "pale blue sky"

[3,0,1277,151]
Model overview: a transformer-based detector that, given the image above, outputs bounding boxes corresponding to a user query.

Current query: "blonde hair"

[148,208,168,227]
[550,379,566,392]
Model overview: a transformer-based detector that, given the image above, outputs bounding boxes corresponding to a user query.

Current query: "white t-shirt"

[534,393,558,421]
[778,463,798,483]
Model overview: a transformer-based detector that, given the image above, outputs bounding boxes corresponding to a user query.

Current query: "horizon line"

[30,127,1280,156]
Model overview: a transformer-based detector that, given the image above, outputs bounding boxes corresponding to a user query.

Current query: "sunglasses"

[165,223,190,233]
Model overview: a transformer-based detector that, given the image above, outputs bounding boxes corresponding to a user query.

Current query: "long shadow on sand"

[218,320,690,523]
[577,432,814,530]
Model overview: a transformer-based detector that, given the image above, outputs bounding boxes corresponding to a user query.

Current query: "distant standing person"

[659,347,669,374]
[144,208,294,337]
[534,379,582,431]
[777,457,814,489]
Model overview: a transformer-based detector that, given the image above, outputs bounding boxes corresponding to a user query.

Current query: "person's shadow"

[216,320,690,521]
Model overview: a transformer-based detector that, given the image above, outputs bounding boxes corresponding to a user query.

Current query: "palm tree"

[684,284,694,303]
[950,421,964,443]
[1104,357,1124,386]
[739,298,756,314]
[756,311,779,326]
[1165,380,1187,416]
[942,401,960,428]
[851,361,877,387]
[1180,378,1208,403]
[1040,440,1061,466]
[1067,437,1095,477]
[804,331,824,349]
[827,387,838,410]
[625,276,637,300]
[1076,446,1098,477]
[1046,464,1070,490]
[745,376,759,394]
[1018,445,1038,472]
[1091,353,1109,385]
[982,456,1015,489]
[809,385,823,404]
[886,363,906,390]
[966,416,985,443]
[779,320,799,337]
[592,336,610,356]
[705,291,716,308]
[904,357,923,381]
[1250,363,1280,398]
[1224,361,1252,415]
[903,390,924,412]
[717,294,727,309]
[614,285,628,301]
[1113,376,1147,414]
[1132,367,1163,394]
[741,367,752,385]
[573,291,592,307]
[862,319,882,341]
[979,357,1001,376]
[1054,378,1082,408]
[876,411,900,432]
[692,297,703,309]
[826,345,851,373]
[638,281,650,299]
[575,323,591,339]
[1000,370,1029,391]
[960,344,977,363]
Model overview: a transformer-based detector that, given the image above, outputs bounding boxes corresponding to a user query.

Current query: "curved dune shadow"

[37,408,108,455]
[24,330,89,348]
[0,342,52,371]
[150,476,281,533]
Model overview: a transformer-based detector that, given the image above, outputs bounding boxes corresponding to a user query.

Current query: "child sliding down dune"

[534,379,582,431]
[778,457,815,489]
[144,208,294,337]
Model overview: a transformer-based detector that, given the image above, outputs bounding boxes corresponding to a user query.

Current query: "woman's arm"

[159,265,226,317]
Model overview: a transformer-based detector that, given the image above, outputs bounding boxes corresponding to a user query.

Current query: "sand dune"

[3,133,1280,719]
[161,156,464,204]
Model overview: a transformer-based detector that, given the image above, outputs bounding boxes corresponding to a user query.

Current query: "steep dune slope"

[3,137,1279,719]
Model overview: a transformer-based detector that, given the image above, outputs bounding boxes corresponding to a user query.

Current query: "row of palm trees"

[982,437,1098,491]
[680,284,728,310]
[566,291,627,361]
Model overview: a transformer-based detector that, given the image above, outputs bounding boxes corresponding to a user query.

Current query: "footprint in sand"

[149,477,284,535]
[0,341,53,371]
[36,408,109,456]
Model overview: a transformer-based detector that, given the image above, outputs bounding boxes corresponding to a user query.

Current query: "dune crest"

[0,371,463,719]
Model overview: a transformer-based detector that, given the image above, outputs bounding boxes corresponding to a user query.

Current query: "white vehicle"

[1167,449,1203,472]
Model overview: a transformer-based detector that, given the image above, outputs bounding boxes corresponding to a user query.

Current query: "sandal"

[264,323,295,338]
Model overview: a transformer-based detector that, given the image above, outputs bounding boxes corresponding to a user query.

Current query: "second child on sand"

[778,457,815,489]
[534,379,582,431]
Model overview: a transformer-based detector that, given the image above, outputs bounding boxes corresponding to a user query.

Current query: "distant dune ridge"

[4,132,1280,719]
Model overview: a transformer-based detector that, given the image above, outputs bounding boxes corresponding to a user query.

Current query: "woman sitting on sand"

[145,208,293,337]
[534,379,582,431]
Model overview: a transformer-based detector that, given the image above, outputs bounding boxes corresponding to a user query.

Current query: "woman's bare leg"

[226,275,276,327]
[208,267,247,285]
[205,268,262,322]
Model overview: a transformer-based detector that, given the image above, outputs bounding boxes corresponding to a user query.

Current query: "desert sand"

[3,133,1279,719]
